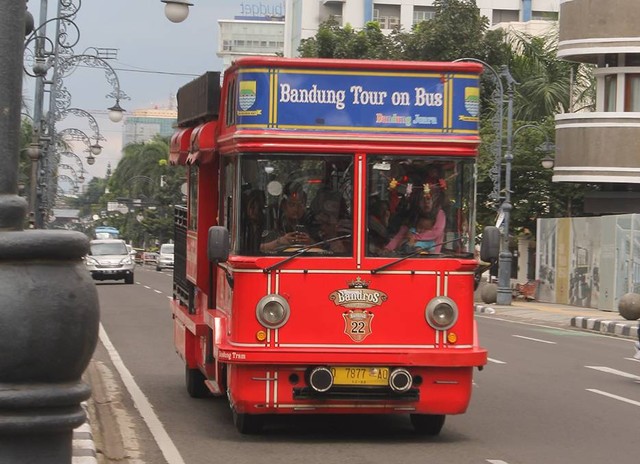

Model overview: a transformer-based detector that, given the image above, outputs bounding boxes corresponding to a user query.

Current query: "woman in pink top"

[385,194,446,253]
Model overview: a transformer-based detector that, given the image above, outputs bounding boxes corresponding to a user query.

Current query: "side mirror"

[207,226,229,262]
[480,226,500,262]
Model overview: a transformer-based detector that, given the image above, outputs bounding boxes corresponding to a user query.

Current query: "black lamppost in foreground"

[0,1,99,462]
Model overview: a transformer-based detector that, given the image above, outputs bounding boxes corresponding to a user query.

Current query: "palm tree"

[508,30,595,121]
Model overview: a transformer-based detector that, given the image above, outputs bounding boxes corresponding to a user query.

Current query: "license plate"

[330,367,389,386]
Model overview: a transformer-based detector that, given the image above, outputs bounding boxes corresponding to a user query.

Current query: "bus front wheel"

[232,408,263,434]
[410,414,445,435]
[185,366,209,398]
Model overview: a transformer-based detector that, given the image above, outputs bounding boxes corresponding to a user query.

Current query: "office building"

[555,0,640,214]
[284,0,560,56]
[122,107,177,147]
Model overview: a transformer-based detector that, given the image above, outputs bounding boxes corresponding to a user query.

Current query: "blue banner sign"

[236,68,479,135]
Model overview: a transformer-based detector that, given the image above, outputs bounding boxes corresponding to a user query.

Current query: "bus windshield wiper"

[371,237,470,274]
[264,234,352,273]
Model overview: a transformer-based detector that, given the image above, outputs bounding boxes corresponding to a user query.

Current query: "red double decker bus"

[168,57,499,435]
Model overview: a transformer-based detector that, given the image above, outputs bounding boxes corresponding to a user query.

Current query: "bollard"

[0,1,100,462]
[618,293,640,321]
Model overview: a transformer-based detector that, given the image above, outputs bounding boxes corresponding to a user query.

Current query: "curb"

[474,303,495,314]
[474,302,639,339]
[73,404,98,464]
[571,316,639,338]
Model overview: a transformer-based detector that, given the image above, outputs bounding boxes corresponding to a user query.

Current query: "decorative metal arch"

[57,54,130,104]
[55,108,105,141]
[23,0,82,77]
[57,128,93,149]
[59,151,85,172]
[58,163,82,183]
[55,173,78,187]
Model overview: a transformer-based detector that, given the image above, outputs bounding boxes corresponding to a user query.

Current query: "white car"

[86,239,136,284]
[156,243,174,271]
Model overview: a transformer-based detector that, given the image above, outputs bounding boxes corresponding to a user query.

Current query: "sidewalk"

[474,298,640,339]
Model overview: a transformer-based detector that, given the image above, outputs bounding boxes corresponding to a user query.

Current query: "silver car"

[86,239,135,284]
[156,243,174,271]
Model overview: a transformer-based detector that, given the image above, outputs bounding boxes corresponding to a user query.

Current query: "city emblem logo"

[329,277,387,343]
[464,87,479,117]
[239,80,257,110]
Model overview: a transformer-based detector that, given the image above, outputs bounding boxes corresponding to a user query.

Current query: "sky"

[24,0,277,183]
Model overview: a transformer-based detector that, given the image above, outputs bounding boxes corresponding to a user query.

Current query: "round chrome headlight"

[256,294,290,329]
[425,296,458,330]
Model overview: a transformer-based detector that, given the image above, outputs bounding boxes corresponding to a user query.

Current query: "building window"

[413,6,435,25]
[604,74,617,112]
[492,9,519,24]
[531,11,558,21]
[625,74,640,112]
[320,2,343,24]
[625,54,640,67]
[373,4,400,29]
[604,54,618,67]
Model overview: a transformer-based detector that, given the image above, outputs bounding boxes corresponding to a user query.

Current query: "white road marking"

[143,285,151,289]
[585,365,640,381]
[487,460,511,464]
[154,289,162,294]
[624,357,640,363]
[99,325,186,464]
[488,357,507,364]
[512,335,556,344]
[586,389,640,407]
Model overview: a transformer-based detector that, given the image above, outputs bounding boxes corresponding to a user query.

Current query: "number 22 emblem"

[342,310,374,342]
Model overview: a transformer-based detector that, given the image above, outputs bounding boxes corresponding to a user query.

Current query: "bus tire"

[185,366,209,398]
[232,408,263,434]
[410,414,445,435]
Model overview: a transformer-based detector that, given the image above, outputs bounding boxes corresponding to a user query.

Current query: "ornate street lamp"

[498,124,555,305]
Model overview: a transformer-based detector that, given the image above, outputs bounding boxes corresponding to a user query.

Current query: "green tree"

[508,31,594,121]
[299,19,401,60]
[400,0,492,61]
[85,135,186,246]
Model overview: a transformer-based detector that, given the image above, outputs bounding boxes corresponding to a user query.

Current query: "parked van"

[156,243,174,271]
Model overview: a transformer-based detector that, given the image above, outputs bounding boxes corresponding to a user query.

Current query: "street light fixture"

[90,142,103,156]
[86,154,96,165]
[541,155,555,170]
[108,100,125,123]
[162,0,193,23]
[497,124,554,305]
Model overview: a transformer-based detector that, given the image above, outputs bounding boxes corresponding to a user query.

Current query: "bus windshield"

[366,156,475,258]
[237,153,353,256]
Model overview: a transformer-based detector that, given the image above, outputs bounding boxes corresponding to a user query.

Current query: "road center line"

[487,460,511,464]
[154,289,162,294]
[488,357,506,364]
[585,365,640,381]
[512,334,556,344]
[586,389,640,407]
[99,324,186,464]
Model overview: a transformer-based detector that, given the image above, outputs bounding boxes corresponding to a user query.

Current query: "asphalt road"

[92,265,640,464]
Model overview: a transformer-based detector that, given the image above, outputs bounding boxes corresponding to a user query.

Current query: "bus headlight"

[425,296,458,330]
[256,294,290,329]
